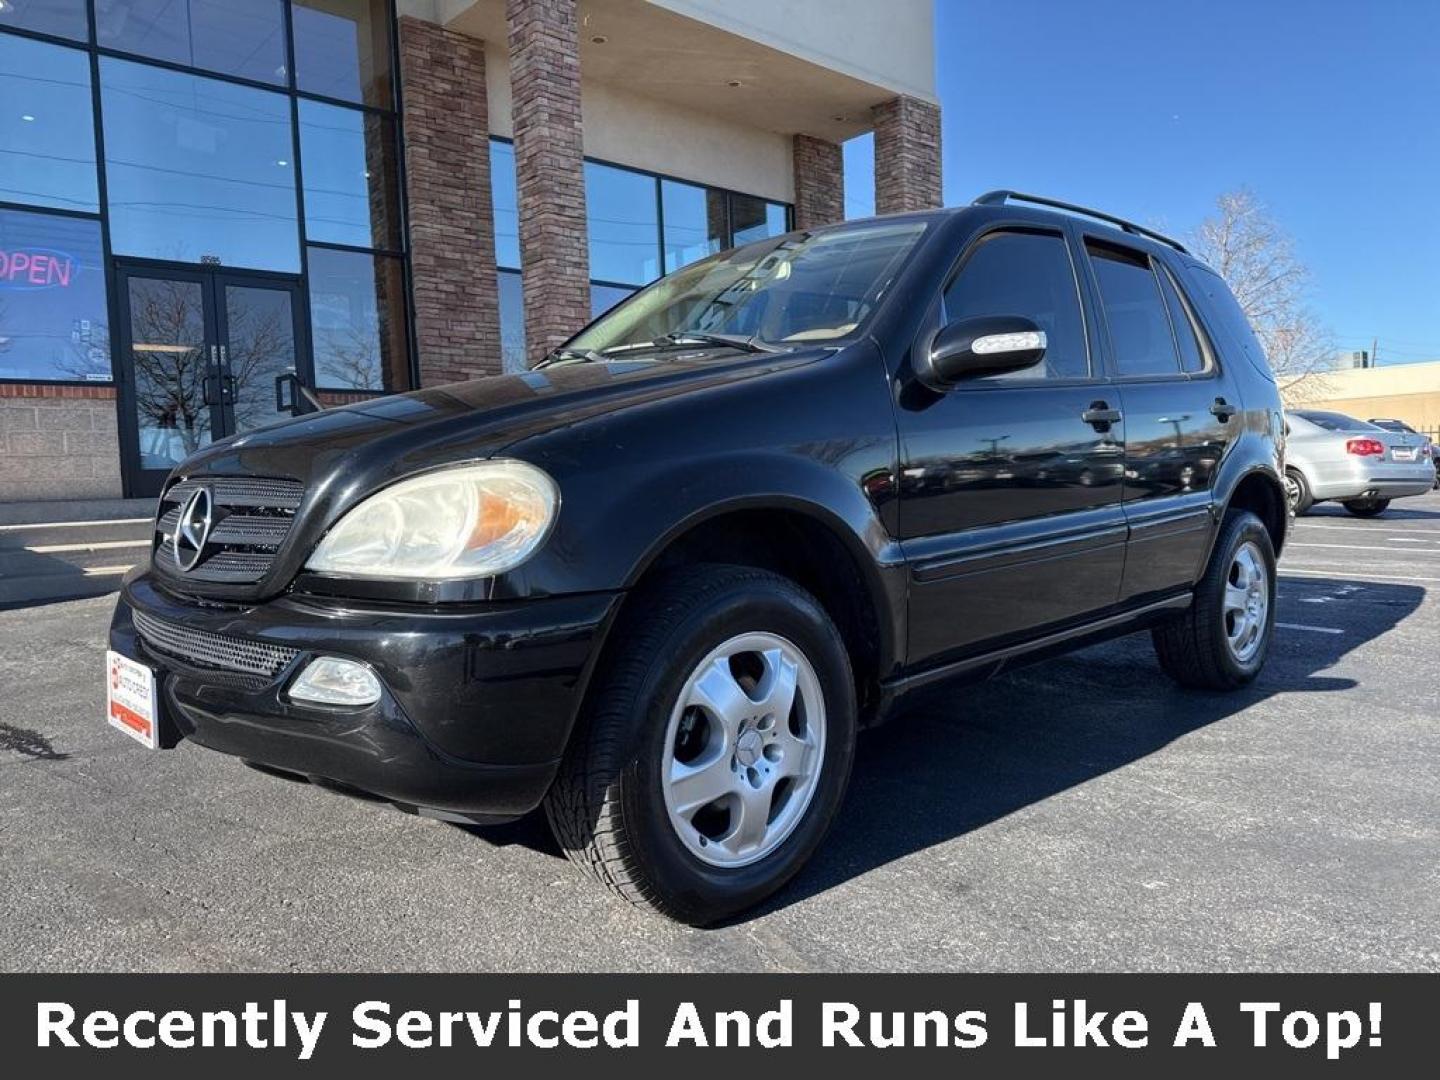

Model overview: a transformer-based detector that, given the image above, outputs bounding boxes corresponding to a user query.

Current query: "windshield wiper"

[659,331,783,354]
[535,346,606,369]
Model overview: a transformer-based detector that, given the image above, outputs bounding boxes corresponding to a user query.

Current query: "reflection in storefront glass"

[0,207,110,381]
[299,99,399,250]
[96,0,288,86]
[125,276,211,469]
[100,57,299,272]
[0,33,99,213]
[307,245,408,391]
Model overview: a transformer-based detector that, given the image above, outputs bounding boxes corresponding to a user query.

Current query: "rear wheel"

[544,565,856,925]
[1153,510,1276,690]
[1342,498,1390,517]
[1284,469,1313,515]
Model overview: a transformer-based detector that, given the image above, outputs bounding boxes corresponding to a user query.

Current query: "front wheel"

[1153,510,1276,690]
[544,565,856,925]
[1342,498,1390,518]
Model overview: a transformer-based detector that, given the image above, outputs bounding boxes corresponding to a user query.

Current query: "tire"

[1342,499,1390,518]
[1152,510,1276,690]
[544,564,857,925]
[1284,469,1313,515]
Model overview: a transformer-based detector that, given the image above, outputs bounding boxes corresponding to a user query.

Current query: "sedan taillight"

[1346,437,1386,457]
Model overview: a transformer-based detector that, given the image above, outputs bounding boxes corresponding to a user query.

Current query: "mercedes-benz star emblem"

[172,486,214,572]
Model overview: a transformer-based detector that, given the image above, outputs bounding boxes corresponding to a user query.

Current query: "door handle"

[1210,397,1237,421]
[1082,403,1123,430]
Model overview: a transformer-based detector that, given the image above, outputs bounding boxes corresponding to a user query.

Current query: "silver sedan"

[1284,409,1436,517]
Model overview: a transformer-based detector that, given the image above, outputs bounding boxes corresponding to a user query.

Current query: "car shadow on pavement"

[1303,504,1440,521]
[455,576,1422,923]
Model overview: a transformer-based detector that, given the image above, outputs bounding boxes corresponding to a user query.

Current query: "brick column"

[872,95,942,215]
[397,17,501,384]
[507,0,590,366]
[792,134,845,229]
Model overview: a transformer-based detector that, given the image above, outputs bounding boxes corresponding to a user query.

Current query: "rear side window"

[1157,265,1207,373]
[1293,410,1377,432]
[941,230,1089,380]
[1085,242,1181,377]
[1183,264,1274,381]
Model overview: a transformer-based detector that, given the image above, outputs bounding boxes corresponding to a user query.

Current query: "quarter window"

[941,230,1089,380]
[1087,243,1182,377]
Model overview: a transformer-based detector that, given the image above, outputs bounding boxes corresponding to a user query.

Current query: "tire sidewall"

[1285,469,1312,515]
[617,578,856,922]
[1208,513,1277,681]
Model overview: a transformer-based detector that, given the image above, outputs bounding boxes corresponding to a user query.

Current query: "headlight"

[306,460,558,580]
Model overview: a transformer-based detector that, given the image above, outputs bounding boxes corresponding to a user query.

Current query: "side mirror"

[920,315,1047,389]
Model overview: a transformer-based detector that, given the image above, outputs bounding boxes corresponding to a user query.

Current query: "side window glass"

[1087,243,1182,377]
[941,231,1089,380]
[1157,265,1207,373]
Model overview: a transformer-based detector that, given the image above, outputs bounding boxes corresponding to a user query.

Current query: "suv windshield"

[558,219,928,361]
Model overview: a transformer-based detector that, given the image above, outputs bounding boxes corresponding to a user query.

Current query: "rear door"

[1078,236,1241,601]
[896,224,1126,669]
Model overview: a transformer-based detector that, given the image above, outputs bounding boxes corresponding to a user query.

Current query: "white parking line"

[82,565,134,576]
[1281,567,1440,584]
[0,517,150,532]
[1288,542,1438,553]
[1298,522,1439,534]
[26,539,150,554]
[1387,537,1437,543]
[1275,621,1344,634]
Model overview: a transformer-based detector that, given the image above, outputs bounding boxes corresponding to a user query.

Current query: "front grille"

[153,476,303,584]
[133,609,299,680]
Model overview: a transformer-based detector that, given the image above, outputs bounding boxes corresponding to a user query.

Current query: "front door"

[116,266,307,497]
[897,225,1127,670]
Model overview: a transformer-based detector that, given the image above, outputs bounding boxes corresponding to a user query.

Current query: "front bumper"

[110,570,622,821]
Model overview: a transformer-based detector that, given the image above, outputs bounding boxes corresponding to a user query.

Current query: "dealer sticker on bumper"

[106,650,157,750]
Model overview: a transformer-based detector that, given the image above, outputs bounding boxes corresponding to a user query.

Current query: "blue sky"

[843,0,1440,365]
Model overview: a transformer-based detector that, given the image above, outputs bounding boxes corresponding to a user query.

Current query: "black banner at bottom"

[0,974,1432,1076]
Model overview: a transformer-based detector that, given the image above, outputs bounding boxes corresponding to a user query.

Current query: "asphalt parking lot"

[2,492,1437,973]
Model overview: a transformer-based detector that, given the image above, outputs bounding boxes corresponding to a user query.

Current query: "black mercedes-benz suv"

[108,192,1287,924]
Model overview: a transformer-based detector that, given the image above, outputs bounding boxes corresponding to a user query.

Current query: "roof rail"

[972,190,1189,254]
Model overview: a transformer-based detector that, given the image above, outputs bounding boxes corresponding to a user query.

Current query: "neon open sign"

[0,248,77,290]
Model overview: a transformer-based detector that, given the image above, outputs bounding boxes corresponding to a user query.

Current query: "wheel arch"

[1222,466,1288,557]
[615,496,903,724]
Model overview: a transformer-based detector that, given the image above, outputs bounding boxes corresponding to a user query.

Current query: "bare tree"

[1187,189,1334,398]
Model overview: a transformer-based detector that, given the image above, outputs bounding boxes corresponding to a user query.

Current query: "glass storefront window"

[96,0,287,86]
[731,194,788,247]
[0,0,87,41]
[299,100,399,250]
[498,269,524,373]
[585,162,659,287]
[101,57,299,272]
[292,0,392,108]
[662,179,725,273]
[491,139,519,270]
[307,245,408,391]
[0,207,110,381]
[0,33,98,213]
[590,283,633,319]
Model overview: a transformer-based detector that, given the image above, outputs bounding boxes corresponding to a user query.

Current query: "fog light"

[288,657,382,707]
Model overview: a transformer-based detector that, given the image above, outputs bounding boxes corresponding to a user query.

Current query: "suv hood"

[151,347,826,601]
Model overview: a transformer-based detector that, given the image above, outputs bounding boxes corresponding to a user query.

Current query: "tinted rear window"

[1293,410,1378,432]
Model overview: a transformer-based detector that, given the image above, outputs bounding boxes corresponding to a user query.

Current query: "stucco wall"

[485,43,795,202]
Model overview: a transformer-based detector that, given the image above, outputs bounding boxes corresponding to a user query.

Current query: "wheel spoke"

[669,755,736,815]
[1224,583,1248,615]
[755,647,798,727]
[687,658,753,734]
[726,782,773,855]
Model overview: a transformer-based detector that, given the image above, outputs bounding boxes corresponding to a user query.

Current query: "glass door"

[117,266,308,497]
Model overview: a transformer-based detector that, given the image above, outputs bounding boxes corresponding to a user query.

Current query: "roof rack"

[972,190,1188,254]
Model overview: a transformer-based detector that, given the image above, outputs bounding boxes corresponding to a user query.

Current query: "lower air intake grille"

[133,609,299,680]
